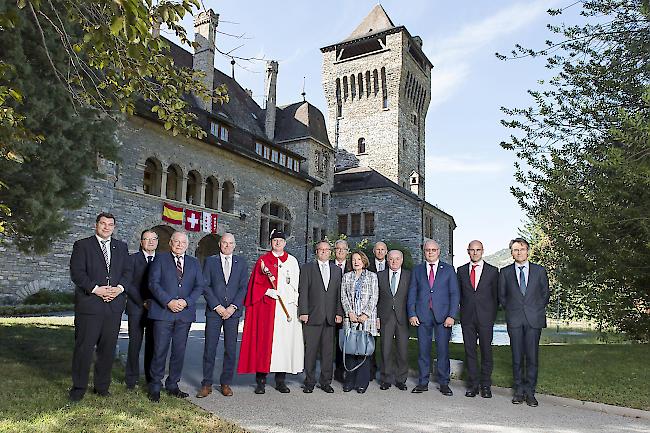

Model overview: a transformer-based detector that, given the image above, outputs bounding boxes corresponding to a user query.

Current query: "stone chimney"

[264,60,279,141]
[193,9,219,112]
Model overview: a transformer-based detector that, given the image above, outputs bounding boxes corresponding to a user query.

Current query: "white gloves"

[265,288,279,299]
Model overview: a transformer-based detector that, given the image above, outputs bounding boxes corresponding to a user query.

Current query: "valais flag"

[202,212,218,234]
[184,209,202,232]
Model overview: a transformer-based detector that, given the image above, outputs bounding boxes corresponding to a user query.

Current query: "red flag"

[184,209,202,232]
[202,212,218,234]
[162,203,183,225]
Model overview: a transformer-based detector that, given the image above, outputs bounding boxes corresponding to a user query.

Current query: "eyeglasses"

[142,237,158,242]
[424,248,439,252]
[316,248,331,252]
[512,248,528,253]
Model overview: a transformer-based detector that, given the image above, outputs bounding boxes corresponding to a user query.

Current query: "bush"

[362,240,415,270]
[23,289,74,305]
[0,304,74,316]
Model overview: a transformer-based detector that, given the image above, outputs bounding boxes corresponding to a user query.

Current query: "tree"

[0,0,228,252]
[499,0,650,340]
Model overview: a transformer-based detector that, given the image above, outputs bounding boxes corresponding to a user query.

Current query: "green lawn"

[405,340,650,410]
[0,319,246,433]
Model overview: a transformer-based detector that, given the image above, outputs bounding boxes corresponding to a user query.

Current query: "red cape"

[237,251,288,374]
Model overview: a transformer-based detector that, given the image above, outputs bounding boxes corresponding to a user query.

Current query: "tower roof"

[347,4,395,39]
[274,101,331,146]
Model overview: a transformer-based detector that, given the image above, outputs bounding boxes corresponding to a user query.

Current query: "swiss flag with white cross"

[184,209,202,232]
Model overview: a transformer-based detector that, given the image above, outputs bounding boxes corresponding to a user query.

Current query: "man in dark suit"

[499,237,550,407]
[298,240,343,393]
[331,239,351,383]
[147,231,205,402]
[197,233,248,398]
[377,250,411,391]
[68,212,130,401]
[408,239,460,396]
[125,229,158,390]
[457,240,499,398]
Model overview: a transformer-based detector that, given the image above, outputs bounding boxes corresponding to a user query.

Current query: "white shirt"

[317,260,330,290]
[426,261,439,280]
[469,260,484,287]
[375,259,386,272]
[96,235,111,264]
[143,251,155,262]
[220,253,233,284]
[515,261,530,286]
[388,268,401,293]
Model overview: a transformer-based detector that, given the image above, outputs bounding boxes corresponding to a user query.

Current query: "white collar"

[95,235,110,243]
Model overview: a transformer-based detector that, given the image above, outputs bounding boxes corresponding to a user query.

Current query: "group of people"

[68,212,550,409]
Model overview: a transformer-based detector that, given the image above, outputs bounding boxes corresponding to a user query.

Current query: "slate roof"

[347,4,395,39]
[274,101,331,146]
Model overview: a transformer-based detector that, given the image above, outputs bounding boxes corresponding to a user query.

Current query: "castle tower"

[320,5,432,199]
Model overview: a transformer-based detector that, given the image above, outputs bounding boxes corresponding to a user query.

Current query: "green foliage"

[0,303,73,316]
[23,289,73,305]
[499,0,650,341]
[361,240,415,270]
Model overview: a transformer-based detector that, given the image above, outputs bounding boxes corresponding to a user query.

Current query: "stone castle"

[0,5,455,303]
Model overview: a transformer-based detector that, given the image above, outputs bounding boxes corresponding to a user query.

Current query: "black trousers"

[461,318,494,388]
[256,372,286,385]
[344,354,371,389]
[507,323,542,396]
[125,310,154,387]
[71,311,122,393]
[303,323,335,386]
[379,316,409,385]
[334,322,345,376]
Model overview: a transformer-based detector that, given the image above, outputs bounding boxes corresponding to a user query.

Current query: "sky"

[167,0,570,265]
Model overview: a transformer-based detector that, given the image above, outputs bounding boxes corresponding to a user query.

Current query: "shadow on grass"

[0,322,246,433]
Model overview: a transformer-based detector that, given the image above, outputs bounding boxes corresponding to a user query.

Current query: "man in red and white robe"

[237,230,303,393]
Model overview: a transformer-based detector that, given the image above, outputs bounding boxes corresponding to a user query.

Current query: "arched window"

[343,76,348,100]
[357,72,363,98]
[166,164,182,201]
[195,233,221,266]
[336,78,342,117]
[350,74,356,100]
[381,67,388,108]
[143,157,162,196]
[151,225,174,253]
[204,176,219,210]
[358,137,366,154]
[186,170,201,204]
[222,181,235,213]
[259,202,292,247]
[365,71,371,97]
[373,69,379,96]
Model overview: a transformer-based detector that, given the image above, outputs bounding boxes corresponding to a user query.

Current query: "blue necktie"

[518,266,527,295]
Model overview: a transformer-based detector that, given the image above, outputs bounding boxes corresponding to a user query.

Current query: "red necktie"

[428,263,435,309]
[470,264,478,290]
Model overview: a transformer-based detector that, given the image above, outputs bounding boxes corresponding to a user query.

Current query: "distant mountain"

[484,248,514,269]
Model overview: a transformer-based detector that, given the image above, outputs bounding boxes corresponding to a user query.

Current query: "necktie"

[320,263,328,290]
[518,265,526,295]
[175,255,183,280]
[470,264,478,290]
[390,271,397,296]
[378,261,384,272]
[428,263,435,288]
[338,263,344,271]
[100,240,110,271]
[224,256,231,284]
[147,256,153,264]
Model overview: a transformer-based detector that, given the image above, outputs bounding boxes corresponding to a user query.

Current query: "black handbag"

[339,323,375,371]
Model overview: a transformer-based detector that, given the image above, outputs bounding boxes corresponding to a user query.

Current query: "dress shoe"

[254,383,265,394]
[379,381,391,390]
[92,388,110,397]
[439,384,453,396]
[303,384,314,393]
[512,394,524,404]
[68,389,85,402]
[395,382,407,391]
[166,388,189,398]
[526,394,539,407]
[196,385,212,398]
[356,387,367,393]
[480,386,492,398]
[148,391,160,402]
[411,384,428,393]
[342,384,353,392]
[320,384,334,393]
[220,384,233,397]
[465,388,478,398]
[275,383,290,393]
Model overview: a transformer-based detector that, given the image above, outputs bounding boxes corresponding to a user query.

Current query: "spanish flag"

[162,202,183,225]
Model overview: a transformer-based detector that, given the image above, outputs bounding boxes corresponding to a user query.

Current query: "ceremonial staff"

[260,259,292,322]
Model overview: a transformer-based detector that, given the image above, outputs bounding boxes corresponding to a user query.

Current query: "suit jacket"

[341,270,379,336]
[377,268,411,325]
[70,235,130,314]
[457,262,499,325]
[407,261,460,323]
[498,262,550,329]
[126,250,154,315]
[367,259,387,274]
[202,254,248,319]
[298,261,343,326]
[148,252,205,323]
